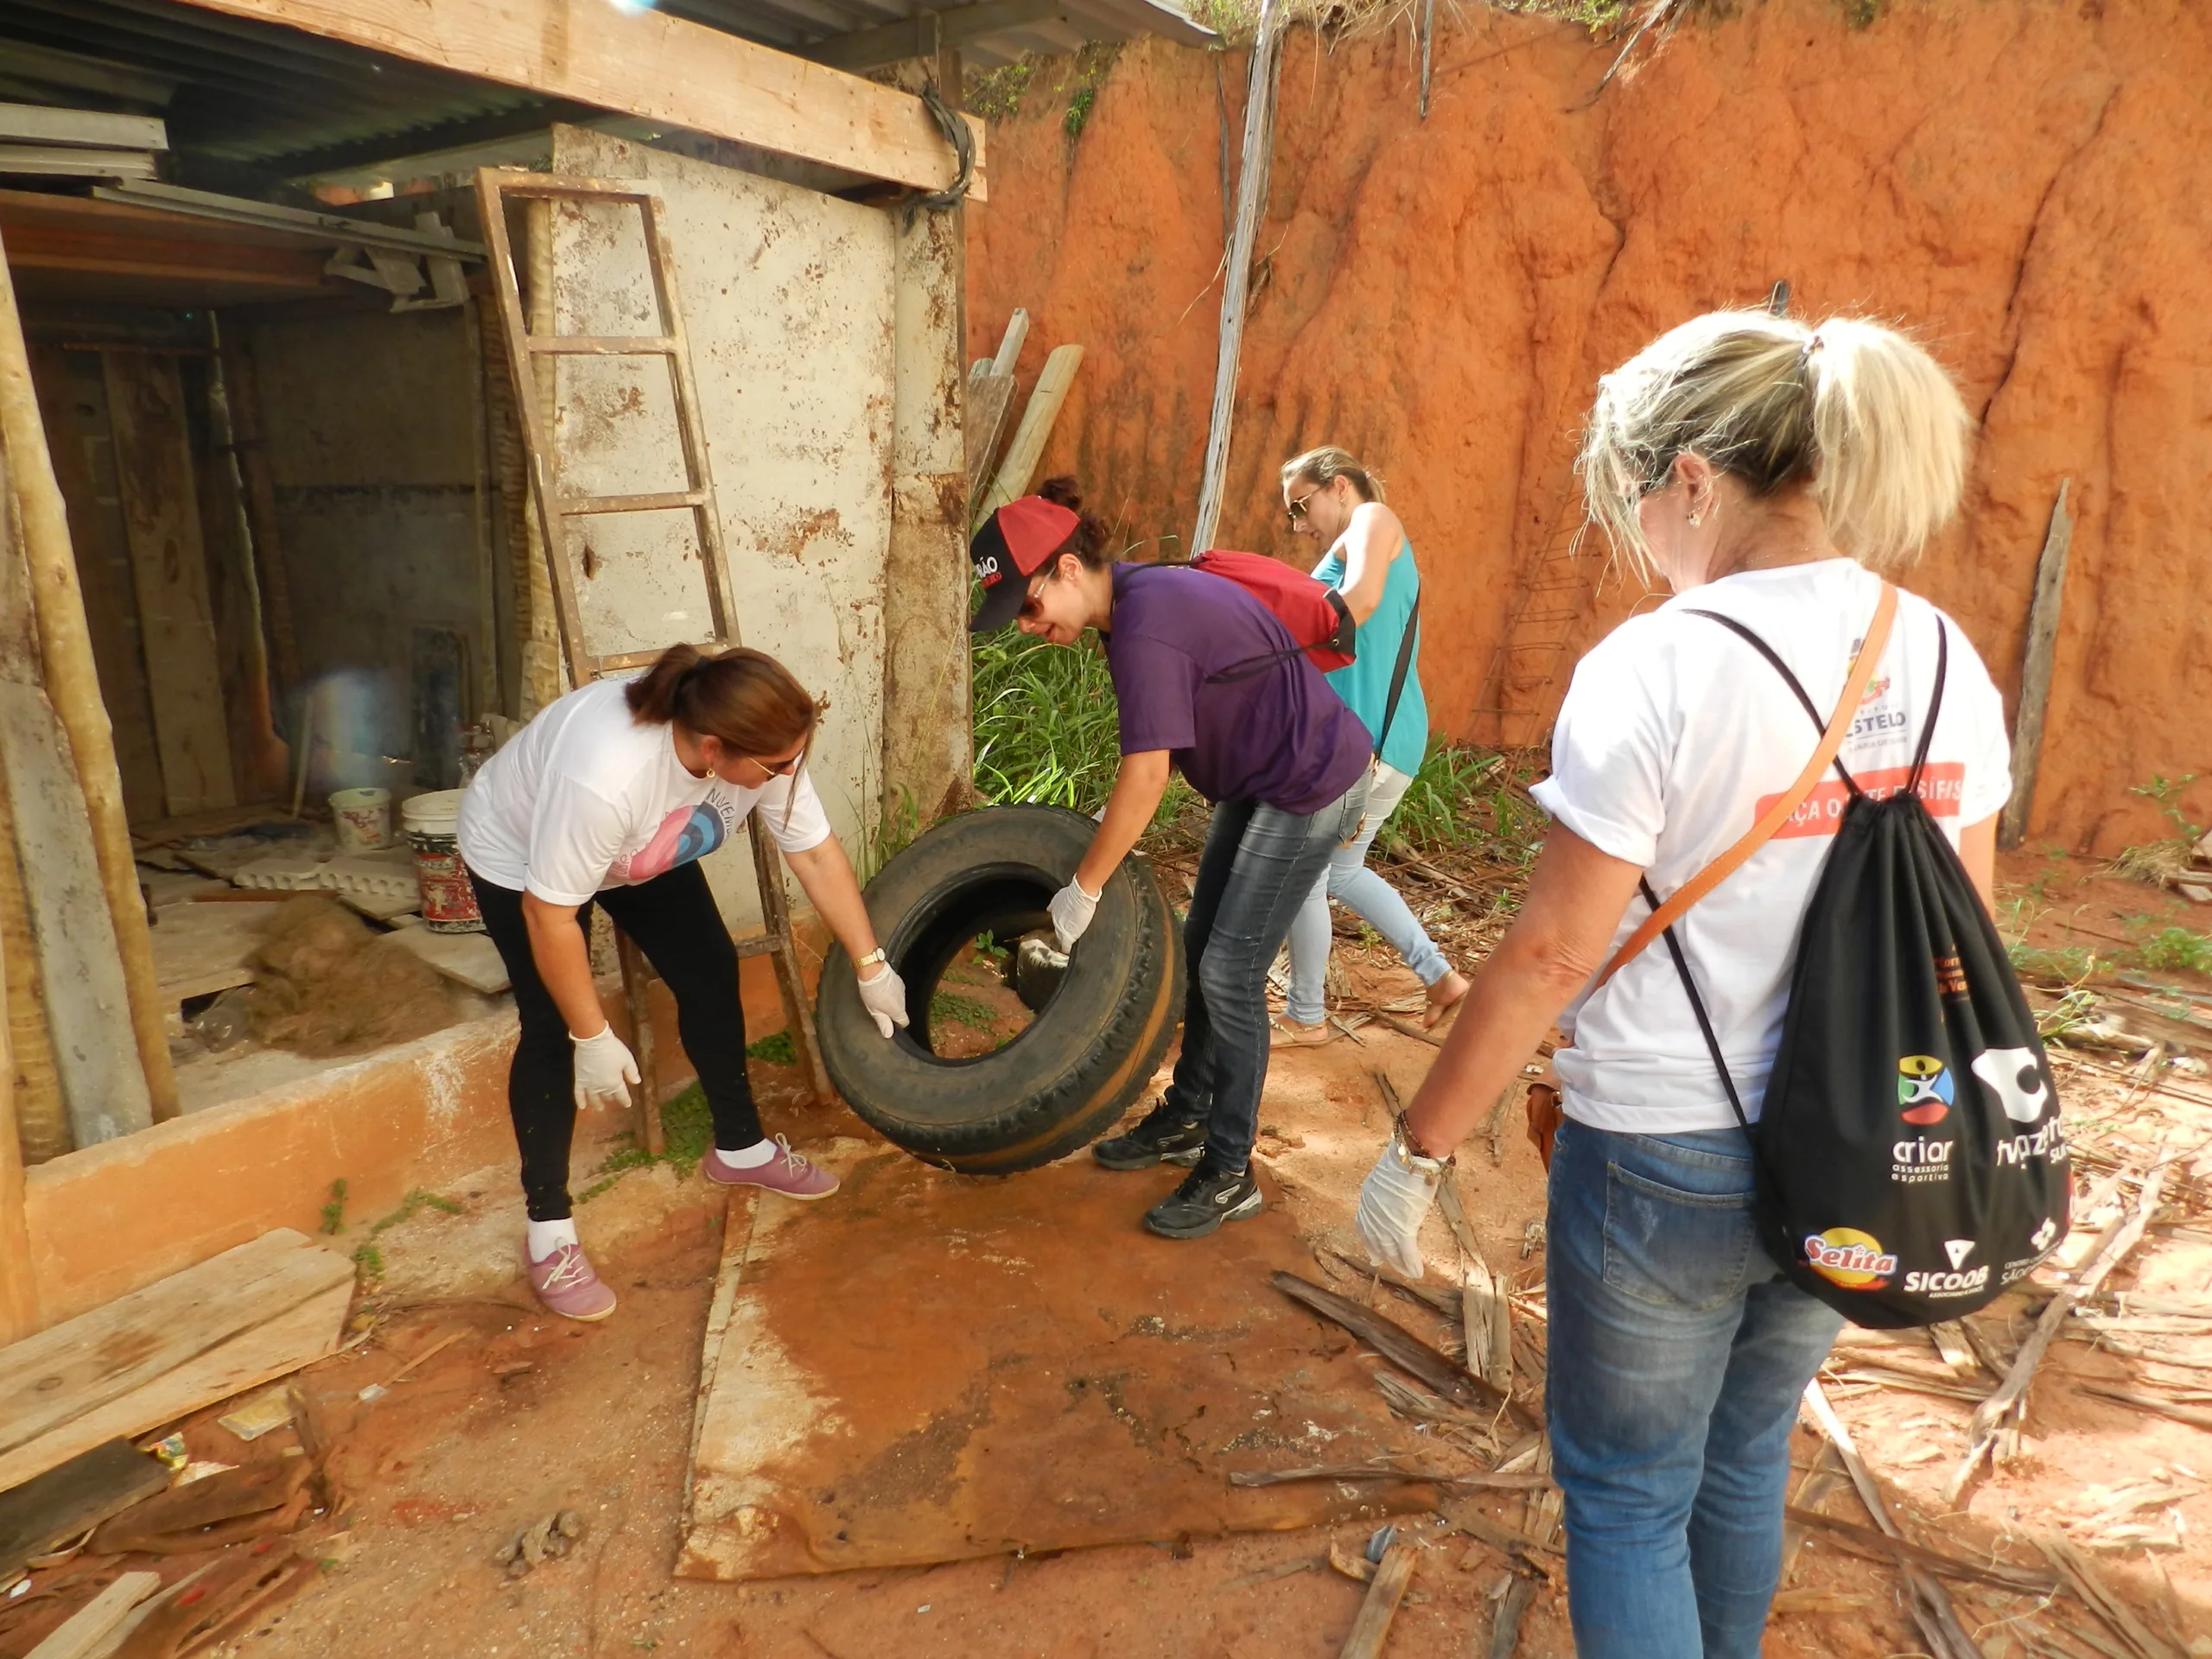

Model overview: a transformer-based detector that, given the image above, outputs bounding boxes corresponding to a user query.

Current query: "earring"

[1688,512,1702,527]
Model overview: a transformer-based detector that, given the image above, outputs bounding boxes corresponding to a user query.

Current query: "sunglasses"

[1017,568,1052,620]
[748,752,801,779]
[1285,486,1322,524]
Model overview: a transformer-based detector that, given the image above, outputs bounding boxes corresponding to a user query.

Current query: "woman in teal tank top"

[1275,448,1470,1044]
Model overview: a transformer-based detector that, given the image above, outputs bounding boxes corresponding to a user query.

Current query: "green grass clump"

[746,1030,797,1066]
[972,629,1126,815]
[2139,928,2212,976]
[319,1178,348,1236]
[964,61,1033,122]
[2009,942,2095,983]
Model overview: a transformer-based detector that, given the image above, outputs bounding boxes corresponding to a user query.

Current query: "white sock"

[526,1217,578,1262]
[715,1137,776,1168]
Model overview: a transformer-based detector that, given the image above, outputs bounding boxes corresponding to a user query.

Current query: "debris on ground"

[246,898,456,1056]
[493,1510,584,1577]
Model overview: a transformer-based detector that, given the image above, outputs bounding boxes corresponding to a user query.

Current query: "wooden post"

[1999,477,2072,850]
[1190,0,1285,556]
[0,226,180,1122]
[214,325,302,699]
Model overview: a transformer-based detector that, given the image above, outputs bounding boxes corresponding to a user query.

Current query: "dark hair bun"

[1036,475,1084,512]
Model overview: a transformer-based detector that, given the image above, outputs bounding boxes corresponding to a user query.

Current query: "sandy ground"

[10,852,2209,1659]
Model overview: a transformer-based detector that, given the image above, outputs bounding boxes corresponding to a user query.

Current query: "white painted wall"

[548,129,896,931]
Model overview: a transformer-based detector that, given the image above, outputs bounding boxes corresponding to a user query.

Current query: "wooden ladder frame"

[475,170,832,1135]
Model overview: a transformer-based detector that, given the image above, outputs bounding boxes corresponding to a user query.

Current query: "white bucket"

[402,789,480,932]
[329,786,392,853]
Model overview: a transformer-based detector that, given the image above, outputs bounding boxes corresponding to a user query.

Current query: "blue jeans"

[1284,762,1452,1027]
[1163,776,1369,1172]
[1546,1120,1843,1659]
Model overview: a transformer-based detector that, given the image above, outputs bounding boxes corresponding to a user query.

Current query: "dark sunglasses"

[749,753,801,778]
[1285,486,1322,524]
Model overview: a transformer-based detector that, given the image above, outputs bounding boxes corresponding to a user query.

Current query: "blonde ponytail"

[1579,310,1968,576]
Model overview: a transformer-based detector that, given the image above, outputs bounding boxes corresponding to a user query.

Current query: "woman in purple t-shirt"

[968,477,1373,1239]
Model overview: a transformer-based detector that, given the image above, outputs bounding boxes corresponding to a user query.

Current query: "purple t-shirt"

[1104,563,1372,813]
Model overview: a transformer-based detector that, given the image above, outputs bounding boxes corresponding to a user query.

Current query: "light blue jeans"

[1546,1120,1844,1659]
[1284,762,1452,1027]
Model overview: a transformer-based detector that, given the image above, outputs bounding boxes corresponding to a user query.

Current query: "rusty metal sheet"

[679,1141,1436,1580]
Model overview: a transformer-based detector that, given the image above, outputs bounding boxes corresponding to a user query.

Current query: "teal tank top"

[1312,540,1427,777]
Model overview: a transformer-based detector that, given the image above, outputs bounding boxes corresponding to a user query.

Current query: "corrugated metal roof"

[0,0,1213,181]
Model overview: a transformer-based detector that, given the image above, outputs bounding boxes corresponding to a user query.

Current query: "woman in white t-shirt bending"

[458,644,910,1323]
[1349,312,2011,1657]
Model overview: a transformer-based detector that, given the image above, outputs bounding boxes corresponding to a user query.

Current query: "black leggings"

[471,863,760,1222]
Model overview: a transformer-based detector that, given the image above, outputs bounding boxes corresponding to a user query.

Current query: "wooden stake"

[1946,1166,2164,1505]
[1190,0,1285,556]
[1999,477,2072,849]
[1803,1380,1985,1659]
[0,224,179,1121]
[1337,1540,1417,1659]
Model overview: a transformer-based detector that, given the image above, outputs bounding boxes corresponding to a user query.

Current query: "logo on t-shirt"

[1896,1054,1953,1125]
[608,799,734,885]
[1758,762,1967,840]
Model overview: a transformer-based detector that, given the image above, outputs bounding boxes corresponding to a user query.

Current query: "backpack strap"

[1205,588,1355,685]
[1592,582,1898,990]
[1373,589,1421,757]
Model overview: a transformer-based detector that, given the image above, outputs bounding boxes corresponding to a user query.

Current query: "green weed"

[2139,928,2212,976]
[964,61,1033,123]
[930,990,1000,1030]
[350,1243,384,1280]
[973,932,1011,963]
[2009,942,2094,983]
[746,1030,797,1066]
[2110,772,2204,886]
[1064,86,1096,137]
[861,785,920,884]
[319,1178,349,1236]
[367,1188,463,1238]
[585,1086,717,1199]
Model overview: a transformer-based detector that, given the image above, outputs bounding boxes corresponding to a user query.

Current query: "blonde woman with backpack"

[1350,313,2013,1657]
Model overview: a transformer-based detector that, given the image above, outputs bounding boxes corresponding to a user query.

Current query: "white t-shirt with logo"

[457,677,832,907]
[1531,560,2012,1135]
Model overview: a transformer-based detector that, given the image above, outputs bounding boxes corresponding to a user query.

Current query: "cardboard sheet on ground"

[680,1141,1433,1580]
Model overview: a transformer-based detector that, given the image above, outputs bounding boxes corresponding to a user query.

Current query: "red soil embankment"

[966,0,2212,855]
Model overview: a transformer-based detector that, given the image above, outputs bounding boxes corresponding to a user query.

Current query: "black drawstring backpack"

[1611,585,2070,1329]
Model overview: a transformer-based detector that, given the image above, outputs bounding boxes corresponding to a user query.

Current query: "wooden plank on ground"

[0,1229,350,1460]
[0,1439,168,1575]
[25,1571,159,1659]
[149,897,270,1003]
[99,352,234,817]
[168,0,982,198]
[1338,1539,1417,1658]
[0,1279,350,1493]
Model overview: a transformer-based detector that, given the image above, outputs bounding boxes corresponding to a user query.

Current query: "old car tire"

[815,805,1184,1175]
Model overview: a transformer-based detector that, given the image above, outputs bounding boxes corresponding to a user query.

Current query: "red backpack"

[1191,549,1357,671]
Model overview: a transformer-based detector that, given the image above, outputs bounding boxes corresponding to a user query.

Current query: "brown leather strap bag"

[1524,584,1898,1170]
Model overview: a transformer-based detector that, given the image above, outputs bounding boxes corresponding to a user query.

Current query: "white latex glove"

[857,962,910,1041]
[1049,878,1100,954]
[571,1025,641,1111]
[1356,1131,1448,1279]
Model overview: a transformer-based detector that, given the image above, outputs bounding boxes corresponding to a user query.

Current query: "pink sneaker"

[702,1136,840,1201]
[527,1242,617,1322]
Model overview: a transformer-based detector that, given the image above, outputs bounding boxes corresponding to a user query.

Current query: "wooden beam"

[1999,477,2072,849]
[0,225,181,1122]
[170,0,986,200]
[0,918,34,1345]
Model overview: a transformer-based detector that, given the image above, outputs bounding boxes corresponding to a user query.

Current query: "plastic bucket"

[403,789,481,933]
[329,787,392,853]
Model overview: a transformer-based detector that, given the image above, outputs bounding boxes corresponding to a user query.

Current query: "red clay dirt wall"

[965,0,2212,855]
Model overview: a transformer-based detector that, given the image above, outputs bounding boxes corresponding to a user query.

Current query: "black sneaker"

[1091,1098,1210,1171]
[1143,1159,1262,1239]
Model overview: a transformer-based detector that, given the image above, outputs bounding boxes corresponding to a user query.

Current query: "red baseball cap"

[969,495,1080,632]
